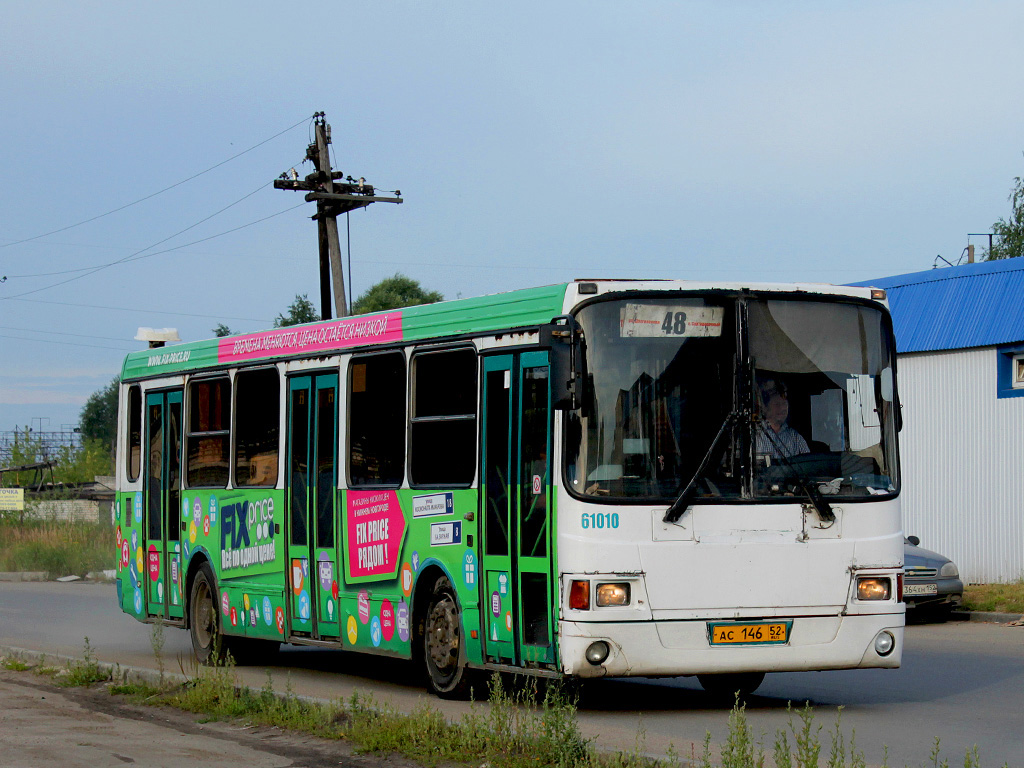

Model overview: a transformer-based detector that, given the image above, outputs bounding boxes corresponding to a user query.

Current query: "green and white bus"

[114,279,904,698]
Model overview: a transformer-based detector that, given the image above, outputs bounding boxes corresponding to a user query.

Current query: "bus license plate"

[709,621,790,645]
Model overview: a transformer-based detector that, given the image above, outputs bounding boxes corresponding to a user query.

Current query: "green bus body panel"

[116,283,568,665]
[121,284,569,381]
[115,485,486,658]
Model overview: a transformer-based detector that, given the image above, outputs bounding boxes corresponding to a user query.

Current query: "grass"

[1,653,31,671]
[0,641,1011,768]
[963,582,1024,614]
[0,518,114,576]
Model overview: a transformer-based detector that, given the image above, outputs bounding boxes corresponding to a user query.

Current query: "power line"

[0,115,314,250]
[0,333,136,352]
[1,203,307,300]
[0,325,141,343]
[3,296,271,323]
[4,180,279,279]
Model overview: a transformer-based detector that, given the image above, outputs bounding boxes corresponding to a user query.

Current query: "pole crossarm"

[305,192,403,205]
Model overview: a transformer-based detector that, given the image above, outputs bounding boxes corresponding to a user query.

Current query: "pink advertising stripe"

[218,311,404,363]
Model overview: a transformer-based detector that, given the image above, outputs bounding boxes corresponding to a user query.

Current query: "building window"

[234,369,280,487]
[996,344,1024,399]
[349,353,406,487]
[409,348,477,486]
[187,378,231,487]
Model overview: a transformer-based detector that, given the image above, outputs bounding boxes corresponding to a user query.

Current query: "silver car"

[904,536,964,618]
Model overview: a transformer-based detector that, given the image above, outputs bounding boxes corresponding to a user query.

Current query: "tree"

[3,427,112,487]
[80,377,119,449]
[986,173,1024,260]
[352,273,443,315]
[54,439,113,484]
[212,323,234,337]
[274,293,319,327]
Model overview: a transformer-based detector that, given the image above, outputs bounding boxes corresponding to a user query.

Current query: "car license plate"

[708,621,791,645]
[904,584,938,596]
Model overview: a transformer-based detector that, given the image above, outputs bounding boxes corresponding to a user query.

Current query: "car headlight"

[939,562,959,578]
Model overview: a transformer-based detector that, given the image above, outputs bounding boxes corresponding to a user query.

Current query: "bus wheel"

[188,563,225,665]
[423,575,471,699]
[696,672,765,703]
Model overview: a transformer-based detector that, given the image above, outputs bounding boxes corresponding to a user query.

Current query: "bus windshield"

[566,295,898,502]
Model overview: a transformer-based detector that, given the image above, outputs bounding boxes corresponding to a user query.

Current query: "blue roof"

[850,257,1024,353]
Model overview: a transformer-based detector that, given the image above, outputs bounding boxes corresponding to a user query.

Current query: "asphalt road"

[2,581,1022,767]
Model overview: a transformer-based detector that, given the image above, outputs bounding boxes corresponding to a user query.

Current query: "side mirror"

[907,535,920,546]
[539,315,584,410]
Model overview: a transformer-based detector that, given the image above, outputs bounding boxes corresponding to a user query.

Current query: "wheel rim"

[193,578,215,649]
[426,594,459,676]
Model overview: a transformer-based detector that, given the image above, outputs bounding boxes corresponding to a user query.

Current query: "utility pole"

[274,112,402,319]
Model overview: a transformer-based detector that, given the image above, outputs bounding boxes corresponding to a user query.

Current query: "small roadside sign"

[0,488,25,511]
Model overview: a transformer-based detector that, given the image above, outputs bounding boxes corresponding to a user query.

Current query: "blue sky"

[2,1,1024,432]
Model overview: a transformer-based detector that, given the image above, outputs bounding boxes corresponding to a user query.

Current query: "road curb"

[951,610,1024,625]
[0,643,356,712]
[0,572,115,583]
[0,644,180,689]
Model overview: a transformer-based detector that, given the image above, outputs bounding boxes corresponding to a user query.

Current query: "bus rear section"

[553,286,903,693]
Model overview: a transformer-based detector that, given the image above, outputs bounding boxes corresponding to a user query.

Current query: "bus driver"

[756,378,809,459]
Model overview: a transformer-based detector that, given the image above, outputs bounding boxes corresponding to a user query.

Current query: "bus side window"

[187,378,231,488]
[349,353,406,487]
[126,385,142,481]
[233,369,280,487]
[409,348,477,487]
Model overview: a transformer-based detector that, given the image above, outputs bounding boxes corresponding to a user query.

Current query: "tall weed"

[60,637,109,687]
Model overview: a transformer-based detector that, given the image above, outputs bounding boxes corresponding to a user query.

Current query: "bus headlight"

[857,577,891,600]
[596,582,631,606]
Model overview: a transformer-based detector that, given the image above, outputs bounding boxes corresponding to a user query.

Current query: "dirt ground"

[0,669,420,768]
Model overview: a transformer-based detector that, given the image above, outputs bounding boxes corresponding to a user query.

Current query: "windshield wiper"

[663,411,738,524]
[758,424,835,523]
[662,414,836,525]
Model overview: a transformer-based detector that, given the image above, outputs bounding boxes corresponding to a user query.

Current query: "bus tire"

[696,671,765,703]
[423,574,472,699]
[188,562,226,665]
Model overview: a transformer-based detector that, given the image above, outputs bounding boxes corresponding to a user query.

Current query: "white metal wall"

[898,347,1024,583]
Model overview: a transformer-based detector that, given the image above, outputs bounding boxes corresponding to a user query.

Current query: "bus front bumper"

[560,613,903,678]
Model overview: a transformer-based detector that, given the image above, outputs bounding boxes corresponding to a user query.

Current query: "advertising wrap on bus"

[220,312,403,363]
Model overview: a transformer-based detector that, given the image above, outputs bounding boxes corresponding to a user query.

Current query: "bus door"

[480,351,555,666]
[285,374,341,640]
[143,389,184,621]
